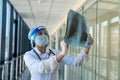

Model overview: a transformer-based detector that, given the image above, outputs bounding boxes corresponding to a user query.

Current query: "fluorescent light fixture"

[38,0,42,3]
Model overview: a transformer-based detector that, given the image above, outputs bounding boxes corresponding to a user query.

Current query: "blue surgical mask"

[35,35,49,47]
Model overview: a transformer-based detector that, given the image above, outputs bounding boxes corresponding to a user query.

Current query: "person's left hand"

[60,40,69,55]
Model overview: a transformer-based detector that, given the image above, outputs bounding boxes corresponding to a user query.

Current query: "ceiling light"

[38,0,43,3]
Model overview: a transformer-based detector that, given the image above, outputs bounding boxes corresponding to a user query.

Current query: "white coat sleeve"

[24,52,59,73]
[61,49,89,66]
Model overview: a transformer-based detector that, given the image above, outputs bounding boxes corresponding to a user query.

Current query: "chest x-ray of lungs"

[64,9,89,47]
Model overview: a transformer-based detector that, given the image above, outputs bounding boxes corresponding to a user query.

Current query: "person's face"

[34,29,49,47]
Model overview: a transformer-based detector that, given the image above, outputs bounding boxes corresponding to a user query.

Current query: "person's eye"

[38,32,42,35]
[43,33,48,36]
[44,33,48,35]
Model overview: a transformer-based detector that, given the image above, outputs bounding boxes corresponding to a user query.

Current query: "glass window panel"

[96,75,99,80]
[109,60,118,80]
[99,77,105,80]
[111,26,119,58]
[100,21,108,57]
[12,10,16,54]
[84,3,97,80]
[86,56,92,69]
[96,57,99,74]
[85,69,88,80]
[88,70,92,80]
[75,67,81,80]
[92,56,96,72]
[98,0,119,80]
[5,2,11,59]
[110,16,119,23]
[100,0,118,3]
[61,24,66,38]
[89,26,93,36]
[0,0,2,48]
[51,36,55,49]
[0,0,2,25]
[100,58,107,77]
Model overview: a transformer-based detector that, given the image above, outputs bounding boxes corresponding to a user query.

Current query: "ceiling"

[9,0,84,34]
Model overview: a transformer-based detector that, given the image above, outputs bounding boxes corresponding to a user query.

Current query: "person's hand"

[83,34,94,54]
[85,34,94,48]
[60,40,69,55]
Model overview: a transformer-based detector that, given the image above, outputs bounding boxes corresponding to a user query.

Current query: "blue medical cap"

[28,26,46,47]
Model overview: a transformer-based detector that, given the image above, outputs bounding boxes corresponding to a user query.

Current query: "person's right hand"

[60,40,69,55]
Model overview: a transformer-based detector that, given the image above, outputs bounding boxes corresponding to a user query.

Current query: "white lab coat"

[24,47,88,80]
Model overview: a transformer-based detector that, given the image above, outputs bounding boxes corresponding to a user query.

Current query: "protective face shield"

[28,26,49,48]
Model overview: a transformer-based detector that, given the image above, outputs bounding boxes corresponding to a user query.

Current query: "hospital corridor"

[0,0,120,80]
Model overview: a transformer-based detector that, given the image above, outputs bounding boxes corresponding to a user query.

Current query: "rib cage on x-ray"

[64,9,88,47]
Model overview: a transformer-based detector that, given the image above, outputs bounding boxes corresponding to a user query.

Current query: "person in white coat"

[24,26,93,80]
